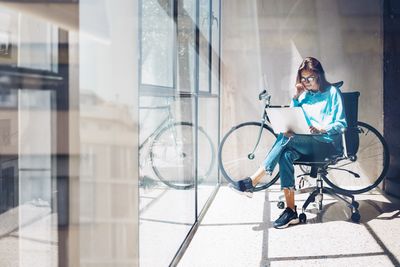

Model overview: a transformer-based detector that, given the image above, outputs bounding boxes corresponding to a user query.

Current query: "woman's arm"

[324,89,347,134]
[290,83,305,107]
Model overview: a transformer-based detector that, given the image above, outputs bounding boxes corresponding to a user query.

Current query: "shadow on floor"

[302,199,400,224]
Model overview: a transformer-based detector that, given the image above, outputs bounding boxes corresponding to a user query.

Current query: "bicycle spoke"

[357,142,382,154]
[324,122,389,194]
[332,160,353,169]
[357,154,384,161]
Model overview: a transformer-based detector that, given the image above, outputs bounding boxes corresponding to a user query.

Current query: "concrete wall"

[220,0,384,189]
[221,0,383,133]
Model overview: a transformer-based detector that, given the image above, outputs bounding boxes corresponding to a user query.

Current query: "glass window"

[211,0,220,95]
[199,0,211,93]
[0,0,221,266]
[19,16,59,72]
[139,0,221,265]
[140,0,174,87]
[177,0,196,92]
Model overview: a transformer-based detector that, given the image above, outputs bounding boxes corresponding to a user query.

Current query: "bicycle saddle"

[259,90,270,100]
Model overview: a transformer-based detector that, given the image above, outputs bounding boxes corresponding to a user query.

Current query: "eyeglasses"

[300,76,316,83]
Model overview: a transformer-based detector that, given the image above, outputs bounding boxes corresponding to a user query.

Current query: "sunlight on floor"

[178,185,400,267]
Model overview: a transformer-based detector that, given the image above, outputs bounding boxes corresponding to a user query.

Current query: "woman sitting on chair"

[230,57,347,229]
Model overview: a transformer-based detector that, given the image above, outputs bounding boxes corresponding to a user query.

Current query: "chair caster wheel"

[351,212,361,223]
[299,213,307,223]
[352,201,359,209]
[277,201,285,209]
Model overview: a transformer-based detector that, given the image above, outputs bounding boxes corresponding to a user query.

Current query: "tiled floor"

[139,183,218,266]
[178,185,400,267]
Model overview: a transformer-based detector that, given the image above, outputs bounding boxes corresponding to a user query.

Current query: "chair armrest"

[341,128,348,158]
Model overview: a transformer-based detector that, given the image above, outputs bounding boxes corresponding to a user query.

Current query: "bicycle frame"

[248,90,287,160]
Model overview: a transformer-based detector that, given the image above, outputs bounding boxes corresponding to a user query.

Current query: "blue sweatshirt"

[290,85,347,144]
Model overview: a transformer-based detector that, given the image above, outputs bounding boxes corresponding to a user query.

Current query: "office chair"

[278,81,361,223]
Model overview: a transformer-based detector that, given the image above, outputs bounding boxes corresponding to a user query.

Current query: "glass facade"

[0,6,63,266]
[0,0,220,266]
[0,0,140,266]
[139,0,220,265]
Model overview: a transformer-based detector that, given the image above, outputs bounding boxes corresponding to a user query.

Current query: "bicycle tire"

[150,122,215,190]
[322,121,390,194]
[218,122,280,191]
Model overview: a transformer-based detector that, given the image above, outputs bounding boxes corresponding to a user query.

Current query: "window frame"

[138,0,219,97]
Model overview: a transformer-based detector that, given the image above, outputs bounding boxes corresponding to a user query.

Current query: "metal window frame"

[137,0,222,265]
[139,0,217,96]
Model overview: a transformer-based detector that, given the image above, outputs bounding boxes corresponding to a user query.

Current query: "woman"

[230,57,347,229]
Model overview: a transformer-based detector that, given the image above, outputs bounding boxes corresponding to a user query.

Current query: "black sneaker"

[228,177,255,198]
[273,206,299,229]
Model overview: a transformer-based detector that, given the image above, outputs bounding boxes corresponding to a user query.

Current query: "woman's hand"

[294,83,305,100]
[283,130,295,138]
[309,126,327,134]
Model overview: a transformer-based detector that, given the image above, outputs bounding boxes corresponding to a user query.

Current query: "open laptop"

[266,107,314,135]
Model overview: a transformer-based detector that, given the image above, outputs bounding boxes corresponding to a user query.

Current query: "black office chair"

[278,81,361,223]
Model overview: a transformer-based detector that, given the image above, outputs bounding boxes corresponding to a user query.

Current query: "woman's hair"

[296,57,331,90]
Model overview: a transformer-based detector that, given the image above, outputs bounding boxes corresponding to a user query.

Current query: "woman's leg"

[273,148,302,229]
[262,133,291,173]
[278,149,300,210]
[248,133,290,186]
[278,136,334,208]
[232,134,289,194]
[250,166,267,186]
[283,188,295,210]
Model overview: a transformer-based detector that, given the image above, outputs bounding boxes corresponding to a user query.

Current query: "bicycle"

[139,97,215,190]
[218,84,390,195]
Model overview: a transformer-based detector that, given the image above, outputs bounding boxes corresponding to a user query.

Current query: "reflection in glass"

[1,0,140,266]
[19,16,59,72]
[139,0,220,264]
[18,89,58,266]
[141,0,174,87]
[197,97,218,215]
[177,0,196,92]
[199,0,211,92]
[211,0,220,95]
[139,96,196,266]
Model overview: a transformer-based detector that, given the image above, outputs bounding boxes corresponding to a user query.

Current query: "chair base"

[278,175,361,223]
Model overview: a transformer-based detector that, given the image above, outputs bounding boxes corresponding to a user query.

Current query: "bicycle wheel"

[218,122,280,191]
[150,122,215,190]
[322,121,390,194]
[299,165,311,174]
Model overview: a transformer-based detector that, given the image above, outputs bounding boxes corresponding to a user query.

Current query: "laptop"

[266,107,313,135]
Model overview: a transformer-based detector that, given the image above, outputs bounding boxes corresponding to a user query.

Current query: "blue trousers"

[262,134,335,190]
